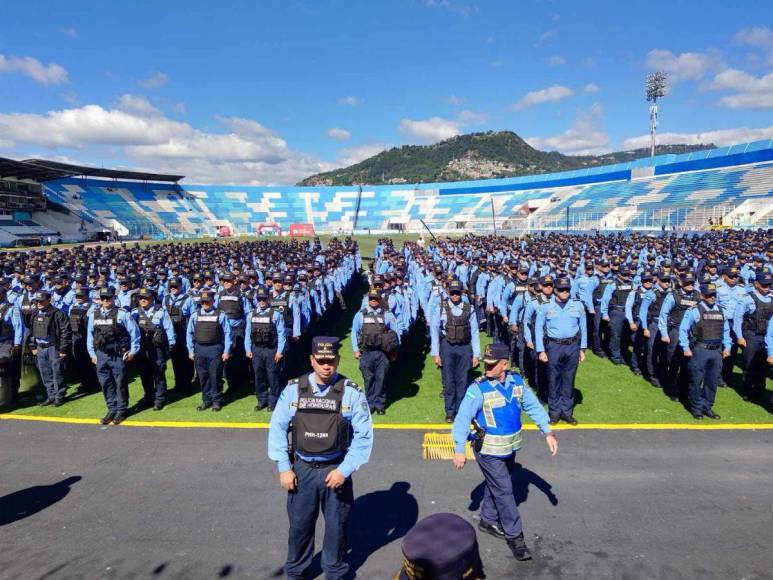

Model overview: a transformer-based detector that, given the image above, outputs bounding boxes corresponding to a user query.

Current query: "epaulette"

[287,378,300,385]
[344,378,361,391]
[474,376,484,384]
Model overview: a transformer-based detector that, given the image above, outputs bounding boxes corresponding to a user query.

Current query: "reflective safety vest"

[473,373,524,457]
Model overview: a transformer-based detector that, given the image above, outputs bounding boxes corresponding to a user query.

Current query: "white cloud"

[62,28,78,38]
[327,127,351,141]
[0,54,69,85]
[60,91,78,105]
[337,96,360,106]
[336,143,390,166]
[137,72,169,89]
[423,0,478,17]
[512,84,574,110]
[645,49,716,83]
[445,95,466,106]
[115,94,162,117]
[457,109,487,125]
[526,103,609,155]
[535,29,557,46]
[398,116,461,144]
[621,125,773,150]
[707,68,773,109]
[734,26,773,55]
[548,55,566,66]
[583,83,599,94]
[171,101,186,114]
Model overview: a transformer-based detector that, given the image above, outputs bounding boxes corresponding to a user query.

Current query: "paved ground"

[1,420,772,580]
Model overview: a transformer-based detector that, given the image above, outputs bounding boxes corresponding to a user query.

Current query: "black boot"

[507,533,532,561]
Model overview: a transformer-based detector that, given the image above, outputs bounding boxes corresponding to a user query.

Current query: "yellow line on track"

[2,413,773,430]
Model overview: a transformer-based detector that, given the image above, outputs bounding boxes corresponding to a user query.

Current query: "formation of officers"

[366,229,772,422]
[0,238,360,424]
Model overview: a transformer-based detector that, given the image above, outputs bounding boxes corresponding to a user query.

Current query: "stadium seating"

[41,139,773,238]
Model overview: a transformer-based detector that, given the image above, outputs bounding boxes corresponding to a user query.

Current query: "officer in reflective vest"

[86,286,141,425]
[451,343,557,562]
[679,283,731,419]
[68,287,98,393]
[734,271,773,402]
[535,276,587,425]
[658,272,700,402]
[0,286,24,395]
[132,288,176,411]
[186,290,232,412]
[600,266,634,365]
[267,336,373,580]
[28,291,72,407]
[430,279,480,423]
[638,271,672,388]
[245,287,286,412]
[163,277,195,392]
[351,290,401,415]
[216,271,250,392]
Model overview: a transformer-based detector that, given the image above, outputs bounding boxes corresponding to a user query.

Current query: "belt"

[296,456,342,468]
[547,335,579,345]
[611,305,625,311]
[695,342,721,350]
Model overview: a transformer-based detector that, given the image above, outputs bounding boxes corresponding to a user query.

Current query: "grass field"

[4,233,772,425]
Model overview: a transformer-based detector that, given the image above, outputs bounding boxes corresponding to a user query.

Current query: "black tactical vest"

[360,308,386,350]
[647,286,668,325]
[218,288,244,320]
[20,293,35,326]
[610,282,633,308]
[291,375,350,456]
[164,294,189,329]
[92,308,130,353]
[271,291,292,327]
[444,301,472,345]
[668,290,699,328]
[32,308,54,340]
[0,303,13,341]
[742,293,773,334]
[194,310,221,345]
[594,277,613,303]
[693,303,724,346]
[69,303,90,335]
[632,286,648,315]
[250,309,277,347]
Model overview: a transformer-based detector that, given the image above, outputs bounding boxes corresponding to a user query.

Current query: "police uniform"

[733,272,773,401]
[430,280,481,421]
[267,337,373,580]
[68,289,99,392]
[132,288,176,410]
[270,275,302,381]
[521,277,553,398]
[86,288,141,424]
[28,291,72,406]
[679,284,731,419]
[451,344,552,561]
[658,273,700,401]
[638,273,671,387]
[600,268,634,365]
[0,289,24,399]
[216,272,250,392]
[245,288,286,410]
[185,290,232,411]
[351,293,401,414]
[535,277,587,423]
[163,280,195,392]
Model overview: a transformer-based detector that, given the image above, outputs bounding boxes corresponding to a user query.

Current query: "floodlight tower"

[646,71,668,157]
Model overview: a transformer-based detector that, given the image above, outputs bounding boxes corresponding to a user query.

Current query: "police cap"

[367,290,380,300]
[555,276,571,290]
[282,273,295,285]
[539,275,554,286]
[448,280,463,293]
[373,275,385,285]
[99,287,116,299]
[641,271,654,282]
[680,272,696,285]
[482,343,510,364]
[220,271,235,282]
[74,286,89,298]
[255,287,269,300]
[199,290,216,302]
[168,277,182,288]
[34,291,51,302]
[137,288,155,299]
[758,272,773,285]
[23,274,39,285]
[311,336,340,360]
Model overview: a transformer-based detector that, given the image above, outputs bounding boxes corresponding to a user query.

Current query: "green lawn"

[4,233,771,425]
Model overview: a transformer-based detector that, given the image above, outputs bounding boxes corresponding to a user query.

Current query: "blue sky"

[0,0,771,184]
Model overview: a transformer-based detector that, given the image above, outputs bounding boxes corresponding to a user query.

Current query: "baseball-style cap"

[34,291,51,302]
[311,336,340,360]
[680,272,696,284]
[555,276,571,290]
[255,287,269,300]
[219,271,235,281]
[199,290,216,302]
[539,275,554,286]
[700,283,718,296]
[367,290,380,300]
[448,280,463,293]
[137,287,155,299]
[482,343,510,364]
[758,272,773,285]
[99,287,115,299]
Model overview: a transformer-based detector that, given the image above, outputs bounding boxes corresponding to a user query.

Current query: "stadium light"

[646,71,668,157]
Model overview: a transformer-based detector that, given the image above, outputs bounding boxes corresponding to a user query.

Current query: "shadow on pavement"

[0,475,82,526]
[468,463,557,511]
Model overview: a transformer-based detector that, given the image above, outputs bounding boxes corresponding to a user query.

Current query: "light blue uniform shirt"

[86,306,141,359]
[267,372,373,478]
[766,317,773,356]
[535,297,588,352]
[131,306,176,347]
[733,290,772,337]
[0,300,24,345]
[678,301,731,351]
[451,373,551,454]
[244,306,286,354]
[429,299,481,358]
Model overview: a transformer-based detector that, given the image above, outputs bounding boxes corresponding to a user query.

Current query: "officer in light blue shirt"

[245,287,286,411]
[268,336,373,580]
[733,272,772,401]
[132,288,176,410]
[451,343,557,562]
[765,317,773,365]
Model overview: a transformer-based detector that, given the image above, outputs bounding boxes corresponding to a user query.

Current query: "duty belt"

[695,342,722,350]
[296,456,342,468]
[547,334,579,345]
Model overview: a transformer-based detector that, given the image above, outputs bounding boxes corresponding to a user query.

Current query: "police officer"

[734,271,773,402]
[87,287,141,424]
[588,260,613,357]
[68,287,99,393]
[658,272,700,401]
[245,287,286,411]
[267,336,373,580]
[163,277,195,392]
[451,343,557,562]
[638,271,672,387]
[535,276,587,425]
[522,275,553,398]
[0,287,24,395]
[216,271,250,392]
[28,291,72,407]
[626,271,654,375]
[351,290,401,415]
[430,279,480,422]
[186,290,232,411]
[600,266,634,365]
[679,283,731,419]
[270,272,302,379]
[133,288,176,410]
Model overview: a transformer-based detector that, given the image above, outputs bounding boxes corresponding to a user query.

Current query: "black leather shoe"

[38,399,53,407]
[211,404,222,412]
[445,414,455,423]
[376,409,385,415]
[255,402,268,411]
[135,399,151,410]
[507,534,532,561]
[478,520,506,540]
[703,409,721,420]
[113,414,126,425]
[100,413,115,425]
[197,403,211,411]
[153,404,164,411]
[632,368,642,376]
[53,400,65,407]
[267,406,275,412]
[562,414,578,426]
[691,412,704,420]
[549,416,560,425]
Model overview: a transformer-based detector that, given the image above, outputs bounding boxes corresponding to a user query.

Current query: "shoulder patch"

[287,378,300,384]
[344,379,361,391]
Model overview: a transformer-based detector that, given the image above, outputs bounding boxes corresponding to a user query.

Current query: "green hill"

[298,131,713,186]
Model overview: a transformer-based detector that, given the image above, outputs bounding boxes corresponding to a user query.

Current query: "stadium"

[2,2,773,579]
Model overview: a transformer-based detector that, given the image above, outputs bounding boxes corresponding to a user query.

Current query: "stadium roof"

[0,157,78,182]
[22,159,184,183]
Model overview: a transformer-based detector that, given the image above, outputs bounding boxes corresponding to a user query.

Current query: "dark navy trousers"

[474,450,523,540]
[36,345,66,402]
[194,343,224,405]
[72,335,99,391]
[250,345,279,407]
[687,346,721,414]
[741,332,767,397]
[138,346,168,405]
[607,309,627,364]
[439,339,472,414]
[285,461,353,580]
[545,341,579,418]
[96,351,128,414]
[359,349,389,411]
